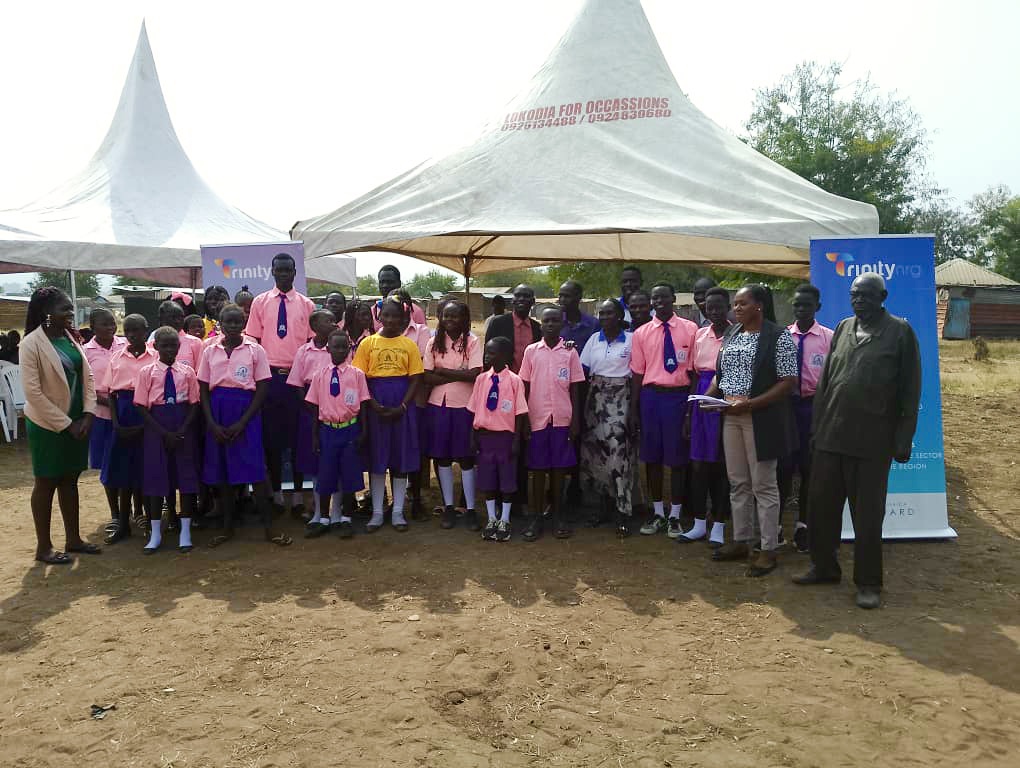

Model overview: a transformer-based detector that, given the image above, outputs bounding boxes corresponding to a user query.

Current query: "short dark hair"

[309,309,335,327]
[328,327,351,344]
[89,306,115,325]
[629,288,651,302]
[622,266,642,280]
[378,264,401,280]
[153,326,179,345]
[705,286,730,302]
[271,253,296,268]
[560,279,583,296]
[488,335,514,366]
[159,300,184,316]
[601,297,626,319]
[651,282,675,294]
[491,294,506,308]
[793,283,821,302]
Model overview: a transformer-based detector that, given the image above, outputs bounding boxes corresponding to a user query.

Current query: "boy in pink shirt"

[518,306,585,541]
[629,283,698,538]
[467,336,528,542]
[305,329,371,539]
[781,283,835,552]
[243,253,316,510]
[134,327,201,554]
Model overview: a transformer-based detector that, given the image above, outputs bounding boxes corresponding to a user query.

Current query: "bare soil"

[0,340,1018,767]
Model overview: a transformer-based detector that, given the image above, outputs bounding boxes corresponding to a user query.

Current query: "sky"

[0,0,1017,285]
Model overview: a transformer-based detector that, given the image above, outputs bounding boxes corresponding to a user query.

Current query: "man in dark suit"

[485,284,540,373]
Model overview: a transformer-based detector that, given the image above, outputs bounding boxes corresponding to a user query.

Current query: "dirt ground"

[1,339,1019,768]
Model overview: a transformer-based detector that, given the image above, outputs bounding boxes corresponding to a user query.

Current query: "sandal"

[66,542,102,555]
[269,533,293,546]
[35,551,73,565]
[178,545,193,553]
[104,525,131,545]
[208,533,233,548]
[304,522,329,539]
[522,516,544,542]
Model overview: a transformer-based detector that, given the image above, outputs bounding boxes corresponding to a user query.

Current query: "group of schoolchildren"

[81,256,833,556]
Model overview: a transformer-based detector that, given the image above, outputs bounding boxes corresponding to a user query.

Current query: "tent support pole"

[190,267,197,302]
[464,256,471,300]
[68,269,78,325]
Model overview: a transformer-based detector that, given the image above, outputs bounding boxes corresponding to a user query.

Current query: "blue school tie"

[796,333,806,396]
[662,322,678,374]
[276,294,288,339]
[486,374,500,411]
[330,366,341,397]
[163,367,177,405]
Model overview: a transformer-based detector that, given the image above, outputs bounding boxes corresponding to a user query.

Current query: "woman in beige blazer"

[21,287,102,564]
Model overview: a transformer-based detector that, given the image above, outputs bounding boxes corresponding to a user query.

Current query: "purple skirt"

[476,430,516,492]
[366,377,420,474]
[527,425,576,470]
[202,387,266,486]
[294,385,318,475]
[89,416,112,470]
[101,390,144,489]
[638,386,689,466]
[426,403,474,460]
[262,370,298,458]
[690,371,723,463]
[143,403,200,496]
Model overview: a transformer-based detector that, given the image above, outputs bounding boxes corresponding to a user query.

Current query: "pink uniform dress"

[83,335,126,470]
[286,340,333,476]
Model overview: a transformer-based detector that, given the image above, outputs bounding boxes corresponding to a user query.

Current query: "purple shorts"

[202,387,266,486]
[527,425,576,470]
[294,385,318,476]
[315,421,365,495]
[690,371,723,463]
[262,369,298,459]
[366,377,420,474]
[101,390,144,489]
[639,386,689,467]
[426,403,475,460]
[476,431,517,492]
[89,416,112,471]
[143,403,200,496]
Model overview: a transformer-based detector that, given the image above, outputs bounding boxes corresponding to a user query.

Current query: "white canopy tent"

[0,23,355,289]
[293,0,877,282]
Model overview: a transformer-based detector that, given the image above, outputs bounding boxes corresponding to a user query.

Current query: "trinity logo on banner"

[213,258,273,281]
[825,252,922,281]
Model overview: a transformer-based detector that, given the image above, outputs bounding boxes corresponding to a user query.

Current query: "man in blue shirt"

[619,266,642,325]
[558,280,599,351]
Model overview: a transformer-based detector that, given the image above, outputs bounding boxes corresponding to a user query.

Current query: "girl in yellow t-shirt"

[351,296,424,532]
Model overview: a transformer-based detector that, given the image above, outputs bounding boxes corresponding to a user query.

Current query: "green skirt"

[26,418,88,479]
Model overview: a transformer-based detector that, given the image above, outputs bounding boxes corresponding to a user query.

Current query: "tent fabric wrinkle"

[292,0,877,279]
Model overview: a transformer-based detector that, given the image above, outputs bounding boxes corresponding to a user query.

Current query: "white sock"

[683,517,707,539]
[501,501,512,523]
[273,490,284,505]
[462,468,476,511]
[669,503,683,519]
[146,519,162,550]
[331,492,343,516]
[179,518,192,548]
[709,521,725,544]
[370,474,386,514]
[327,497,342,524]
[340,515,352,523]
[653,501,664,517]
[437,465,455,506]
[391,477,408,525]
[795,521,807,531]
[485,499,497,522]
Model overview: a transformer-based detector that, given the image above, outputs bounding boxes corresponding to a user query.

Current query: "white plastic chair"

[0,362,25,440]
[0,403,10,443]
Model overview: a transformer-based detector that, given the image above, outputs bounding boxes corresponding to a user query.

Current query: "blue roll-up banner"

[200,241,307,299]
[810,235,955,540]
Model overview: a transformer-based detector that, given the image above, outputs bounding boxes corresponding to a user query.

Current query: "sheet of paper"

[687,394,731,408]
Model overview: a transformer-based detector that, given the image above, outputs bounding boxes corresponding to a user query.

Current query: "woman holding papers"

[704,284,798,577]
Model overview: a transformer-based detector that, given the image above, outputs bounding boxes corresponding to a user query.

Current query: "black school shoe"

[440,506,457,530]
[462,510,481,532]
[793,526,809,553]
[523,515,544,542]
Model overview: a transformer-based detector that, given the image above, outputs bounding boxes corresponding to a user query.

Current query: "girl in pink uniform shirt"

[198,303,292,548]
[101,314,157,543]
[286,310,337,522]
[134,327,200,553]
[424,301,483,530]
[467,336,528,542]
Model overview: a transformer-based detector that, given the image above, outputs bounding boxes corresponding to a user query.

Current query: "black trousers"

[807,450,892,589]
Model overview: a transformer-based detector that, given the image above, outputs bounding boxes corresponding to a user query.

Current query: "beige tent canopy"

[293,0,878,282]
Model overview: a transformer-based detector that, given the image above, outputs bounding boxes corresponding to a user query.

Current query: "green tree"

[356,274,379,296]
[472,268,556,297]
[971,185,1020,280]
[404,269,460,297]
[29,270,102,298]
[306,280,355,297]
[546,262,708,298]
[746,61,938,233]
[913,200,980,264]
[113,274,164,288]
